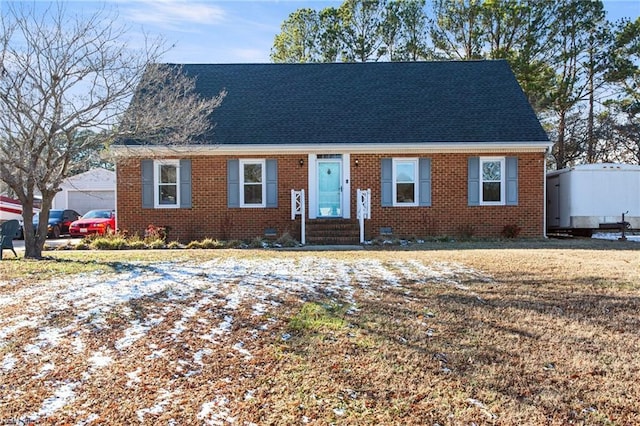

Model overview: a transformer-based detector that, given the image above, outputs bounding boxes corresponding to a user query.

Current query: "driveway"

[11,238,83,251]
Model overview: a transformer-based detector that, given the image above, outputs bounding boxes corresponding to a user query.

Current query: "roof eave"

[111,141,553,157]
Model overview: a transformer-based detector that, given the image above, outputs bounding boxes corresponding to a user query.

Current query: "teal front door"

[317,160,342,217]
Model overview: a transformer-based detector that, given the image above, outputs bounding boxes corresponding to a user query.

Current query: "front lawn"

[0,243,639,424]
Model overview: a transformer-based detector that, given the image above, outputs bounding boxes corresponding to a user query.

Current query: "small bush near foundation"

[225,240,244,249]
[275,232,299,247]
[90,236,128,250]
[249,237,268,249]
[148,239,166,249]
[200,238,224,249]
[501,224,522,238]
[456,225,475,240]
[167,241,182,249]
[186,240,203,249]
[145,224,169,242]
[127,240,147,250]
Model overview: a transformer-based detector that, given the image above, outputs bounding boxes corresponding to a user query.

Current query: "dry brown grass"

[0,239,639,424]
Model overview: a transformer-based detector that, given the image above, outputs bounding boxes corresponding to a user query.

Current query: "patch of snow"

[137,388,176,422]
[35,362,55,378]
[593,232,640,242]
[76,413,100,425]
[198,395,234,425]
[200,315,233,342]
[232,341,252,359]
[126,368,142,387]
[22,382,78,422]
[145,348,166,360]
[2,352,16,371]
[88,351,113,368]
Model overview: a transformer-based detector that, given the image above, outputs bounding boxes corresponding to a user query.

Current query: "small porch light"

[299,159,304,167]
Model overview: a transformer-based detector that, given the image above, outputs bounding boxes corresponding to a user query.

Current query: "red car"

[69,209,116,237]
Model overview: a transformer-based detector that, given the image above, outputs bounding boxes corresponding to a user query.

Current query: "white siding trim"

[342,153,351,219]
[308,154,317,219]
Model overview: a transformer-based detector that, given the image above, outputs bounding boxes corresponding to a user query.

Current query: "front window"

[240,160,265,207]
[480,157,505,205]
[393,159,418,206]
[155,160,180,208]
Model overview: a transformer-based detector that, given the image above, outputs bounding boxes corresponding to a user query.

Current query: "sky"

[9,0,640,64]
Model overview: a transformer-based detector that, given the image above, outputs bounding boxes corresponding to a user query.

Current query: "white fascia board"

[111,141,553,156]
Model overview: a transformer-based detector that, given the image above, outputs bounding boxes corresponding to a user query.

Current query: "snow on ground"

[0,255,491,423]
[592,232,640,242]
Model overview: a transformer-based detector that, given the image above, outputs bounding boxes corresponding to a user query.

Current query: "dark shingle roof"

[176,60,549,145]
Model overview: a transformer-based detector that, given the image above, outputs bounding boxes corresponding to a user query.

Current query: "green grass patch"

[289,301,348,332]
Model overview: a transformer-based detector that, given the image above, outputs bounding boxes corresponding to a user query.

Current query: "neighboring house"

[112,60,551,244]
[51,168,116,215]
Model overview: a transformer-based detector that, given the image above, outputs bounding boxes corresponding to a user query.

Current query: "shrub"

[249,237,268,248]
[167,241,182,249]
[225,239,244,249]
[456,225,475,240]
[147,239,166,249]
[200,238,223,249]
[186,240,203,249]
[127,240,147,250]
[275,232,299,247]
[144,224,169,242]
[501,224,522,238]
[90,236,128,250]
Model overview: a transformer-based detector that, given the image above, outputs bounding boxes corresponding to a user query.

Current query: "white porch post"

[356,188,371,243]
[291,189,306,245]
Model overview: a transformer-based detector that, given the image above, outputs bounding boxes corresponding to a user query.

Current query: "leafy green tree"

[337,0,388,62]
[271,9,321,63]
[381,0,432,61]
[429,0,484,59]
[546,0,607,169]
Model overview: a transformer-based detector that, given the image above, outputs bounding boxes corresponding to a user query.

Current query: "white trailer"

[547,163,640,236]
[0,195,41,239]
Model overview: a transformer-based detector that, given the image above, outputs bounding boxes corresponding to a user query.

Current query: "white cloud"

[123,0,226,29]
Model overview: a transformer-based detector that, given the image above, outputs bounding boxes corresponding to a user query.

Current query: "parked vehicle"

[69,209,116,237]
[547,163,640,236]
[0,195,41,239]
[33,209,81,238]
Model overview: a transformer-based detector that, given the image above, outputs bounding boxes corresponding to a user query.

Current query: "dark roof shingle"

[178,60,549,145]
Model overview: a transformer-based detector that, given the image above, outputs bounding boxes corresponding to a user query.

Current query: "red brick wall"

[116,151,545,242]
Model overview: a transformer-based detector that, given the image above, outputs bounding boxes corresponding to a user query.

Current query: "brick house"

[113,60,551,244]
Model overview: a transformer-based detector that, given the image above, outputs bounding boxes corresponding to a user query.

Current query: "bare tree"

[0,3,225,259]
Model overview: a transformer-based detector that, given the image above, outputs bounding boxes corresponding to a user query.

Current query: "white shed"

[52,168,116,215]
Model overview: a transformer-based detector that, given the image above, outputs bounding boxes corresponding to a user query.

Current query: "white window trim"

[392,158,419,207]
[240,159,266,208]
[154,159,180,209]
[479,157,506,206]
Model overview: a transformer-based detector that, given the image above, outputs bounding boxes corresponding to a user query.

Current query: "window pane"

[160,165,177,184]
[482,161,501,181]
[483,182,501,202]
[244,184,263,204]
[396,183,415,203]
[396,163,415,182]
[244,164,263,183]
[159,185,177,204]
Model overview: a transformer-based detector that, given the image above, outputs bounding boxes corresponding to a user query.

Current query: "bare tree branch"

[0,2,224,259]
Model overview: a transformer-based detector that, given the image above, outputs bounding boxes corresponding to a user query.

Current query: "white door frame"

[308,153,350,219]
